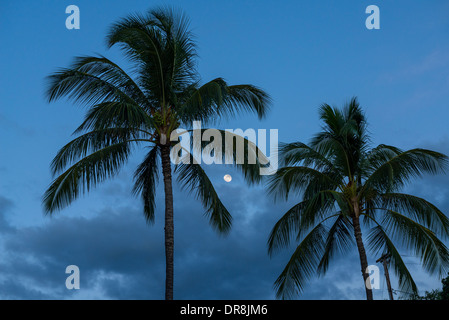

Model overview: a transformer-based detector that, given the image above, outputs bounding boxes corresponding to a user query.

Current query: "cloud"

[406,138,449,209]
[0,176,356,300]
[0,195,15,233]
[380,48,449,83]
[0,177,288,299]
[0,113,36,136]
[1,147,448,300]
[0,204,165,299]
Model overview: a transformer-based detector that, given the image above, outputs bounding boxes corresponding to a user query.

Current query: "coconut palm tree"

[267,97,449,300]
[43,7,271,300]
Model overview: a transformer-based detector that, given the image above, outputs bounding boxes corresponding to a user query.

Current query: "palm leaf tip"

[175,158,232,234]
[274,223,327,299]
[42,141,131,215]
[226,84,272,120]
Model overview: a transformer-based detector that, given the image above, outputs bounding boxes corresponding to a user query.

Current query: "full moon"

[223,174,232,182]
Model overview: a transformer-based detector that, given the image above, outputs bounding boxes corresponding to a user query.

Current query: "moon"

[223,174,232,182]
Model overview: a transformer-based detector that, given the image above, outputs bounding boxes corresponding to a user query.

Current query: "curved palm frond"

[133,146,160,223]
[43,141,134,214]
[363,149,448,194]
[365,144,403,167]
[46,56,142,108]
[299,190,348,231]
[380,193,449,236]
[50,128,146,176]
[178,78,226,123]
[317,214,354,275]
[266,166,340,201]
[177,128,272,184]
[310,132,353,179]
[279,141,336,171]
[221,84,271,120]
[267,201,308,256]
[380,209,449,276]
[268,190,347,255]
[73,101,155,134]
[367,224,418,296]
[106,13,166,101]
[175,153,232,234]
[180,78,271,124]
[73,55,148,106]
[274,222,328,299]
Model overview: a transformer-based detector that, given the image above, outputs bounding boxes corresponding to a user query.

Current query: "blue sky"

[1,0,449,299]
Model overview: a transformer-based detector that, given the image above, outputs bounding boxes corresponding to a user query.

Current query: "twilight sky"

[1,0,449,299]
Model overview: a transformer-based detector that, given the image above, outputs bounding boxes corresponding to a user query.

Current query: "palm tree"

[267,97,449,300]
[43,7,271,300]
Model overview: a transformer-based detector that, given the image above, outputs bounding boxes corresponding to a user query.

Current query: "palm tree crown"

[43,7,271,299]
[268,97,449,299]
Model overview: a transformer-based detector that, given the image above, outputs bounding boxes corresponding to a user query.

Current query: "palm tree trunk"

[161,144,174,300]
[352,214,373,300]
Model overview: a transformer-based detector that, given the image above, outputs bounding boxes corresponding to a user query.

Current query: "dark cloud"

[0,174,299,300]
[1,142,449,300]
[0,195,15,233]
[0,205,165,299]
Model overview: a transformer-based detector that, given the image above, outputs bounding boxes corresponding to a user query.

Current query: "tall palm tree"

[267,97,449,300]
[43,7,271,300]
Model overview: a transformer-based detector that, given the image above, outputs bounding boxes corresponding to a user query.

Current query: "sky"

[1,0,449,300]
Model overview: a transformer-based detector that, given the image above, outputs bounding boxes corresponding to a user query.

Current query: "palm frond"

[179,78,271,124]
[43,142,132,214]
[268,191,346,255]
[380,210,449,276]
[365,144,402,168]
[50,128,144,176]
[178,128,272,184]
[274,223,328,299]
[268,201,308,256]
[266,166,340,201]
[317,214,354,275]
[310,132,353,178]
[380,193,449,236]
[132,146,159,223]
[175,154,232,234]
[73,101,155,134]
[367,224,418,296]
[279,141,336,171]
[46,56,141,107]
[363,149,448,193]
[178,78,226,123]
[221,84,271,120]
